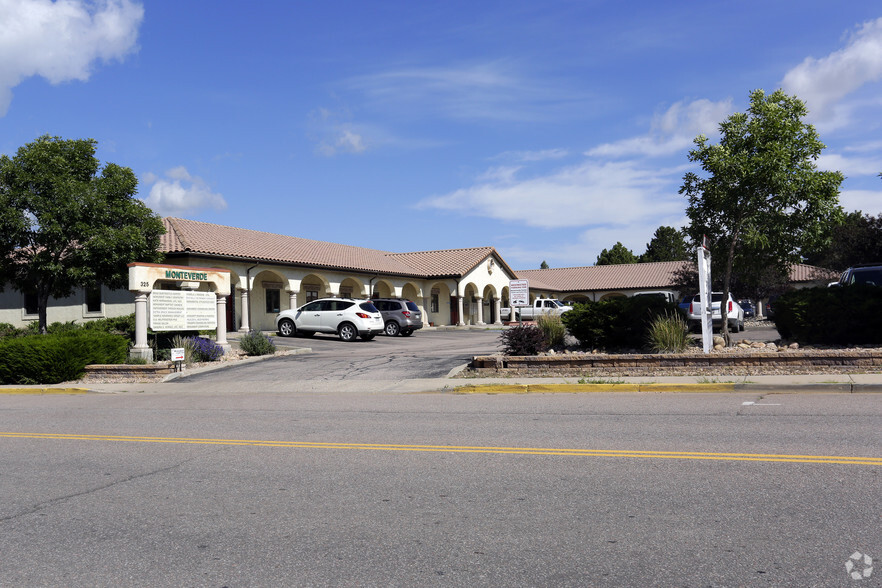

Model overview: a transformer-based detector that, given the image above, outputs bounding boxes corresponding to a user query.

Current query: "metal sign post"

[697,246,713,354]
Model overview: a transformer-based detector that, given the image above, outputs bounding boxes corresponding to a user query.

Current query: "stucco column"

[215,294,231,354]
[422,297,431,326]
[130,292,152,361]
[457,296,465,326]
[475,296,485,325]
[239,288,250,332]
[493,297,502,325]
[288,290,298,310]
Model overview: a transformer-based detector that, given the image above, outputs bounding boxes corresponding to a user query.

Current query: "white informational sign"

[509,279,530,307]
[150,290,217,331]
[697,246,713,354]
[170,348,186,362]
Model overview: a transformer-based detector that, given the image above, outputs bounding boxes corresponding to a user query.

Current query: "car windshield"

[851,269,882,286]
[359,302,379,313]
[693,294,725,302]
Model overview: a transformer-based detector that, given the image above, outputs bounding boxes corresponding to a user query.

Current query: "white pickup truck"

[501,299,572,321]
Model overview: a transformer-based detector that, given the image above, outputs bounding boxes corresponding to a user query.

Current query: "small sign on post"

[171,347,186,372]
[509,279,529,322]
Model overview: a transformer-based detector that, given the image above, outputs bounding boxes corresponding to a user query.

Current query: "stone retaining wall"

[82,364,173,383]
[470,351,882,376]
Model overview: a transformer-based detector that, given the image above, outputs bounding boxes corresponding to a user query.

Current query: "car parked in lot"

[739,299,755,318]
[275,298,383,341]
[371,298,424,336]
[687,292,745,332]
[678,294,693,313]
[832,263,882,287]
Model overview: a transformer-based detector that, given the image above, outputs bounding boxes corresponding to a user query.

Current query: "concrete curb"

[0,387,91,395]
[452,382,882,394]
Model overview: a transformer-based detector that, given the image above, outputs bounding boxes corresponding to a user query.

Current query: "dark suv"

[371,298,424,336]
[835,264,882,287]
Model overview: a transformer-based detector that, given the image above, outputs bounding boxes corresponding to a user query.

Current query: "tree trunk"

[38,289,50,334]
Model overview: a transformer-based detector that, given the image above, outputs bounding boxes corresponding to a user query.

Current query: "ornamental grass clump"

[238,330,277,356]
[536,312,567,349]
[646,312,690,354]
[171,335,196,365]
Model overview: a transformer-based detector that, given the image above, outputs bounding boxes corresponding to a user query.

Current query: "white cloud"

[816,151,882,177]
[419,159,684,230]
[346,61,585,122]
[309,106,372,156]
[491,149,570,162]
[781,17,882,126]
[839,189,882,216]
[318,128,367,156]
[142,167,227,216]
[587,98,733,158]
[0,0,144,116]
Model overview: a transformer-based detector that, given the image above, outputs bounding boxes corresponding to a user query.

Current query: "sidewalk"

[3,365,882,395]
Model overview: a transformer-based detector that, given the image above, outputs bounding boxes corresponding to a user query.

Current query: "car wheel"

[338,322,358,342]
[739,319,745,332]
[278,318,295,337]
[385,321,400,336]
[361,334,376,341]
[400,329,413,337]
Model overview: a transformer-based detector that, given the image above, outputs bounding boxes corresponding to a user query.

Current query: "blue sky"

[2,1,881,270]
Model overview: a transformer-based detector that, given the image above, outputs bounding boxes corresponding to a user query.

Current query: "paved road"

[1,387,880,586]
[181,329,504,382]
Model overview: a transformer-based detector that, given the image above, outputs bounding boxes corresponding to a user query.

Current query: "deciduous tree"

[0,135,165,333]
[680,89,843,343]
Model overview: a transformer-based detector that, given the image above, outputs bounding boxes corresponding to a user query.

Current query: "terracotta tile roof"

[789,263,838,283]
[516,261,690,292]
[388,247,516,278]
[159,217,506,279]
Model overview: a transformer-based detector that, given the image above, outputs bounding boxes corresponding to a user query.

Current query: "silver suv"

[371,298,424,336]
[275,298,383,342]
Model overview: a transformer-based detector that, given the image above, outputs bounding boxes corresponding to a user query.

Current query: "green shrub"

[646,312,690,353]
[239,330,276,356]
[0,331,128,384]
[536,313,567,349]
[0,323,19,339]
[773,285,882,344]
[499,324,549,356]
[562,296,680,350]
[84,313,137,340]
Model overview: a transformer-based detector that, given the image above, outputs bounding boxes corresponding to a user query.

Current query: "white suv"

[275,298,384,342]
[687,292,744,332]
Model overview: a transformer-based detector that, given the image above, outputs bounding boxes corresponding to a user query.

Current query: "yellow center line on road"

[2,431,881,466]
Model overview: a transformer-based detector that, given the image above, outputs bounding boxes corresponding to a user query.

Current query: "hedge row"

[772,285,882,345]
[561,296,680,350]
[0,331,129,385]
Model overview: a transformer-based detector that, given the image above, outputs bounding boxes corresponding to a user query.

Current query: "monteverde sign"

[164,269,209,281]
[128,263,231,295]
